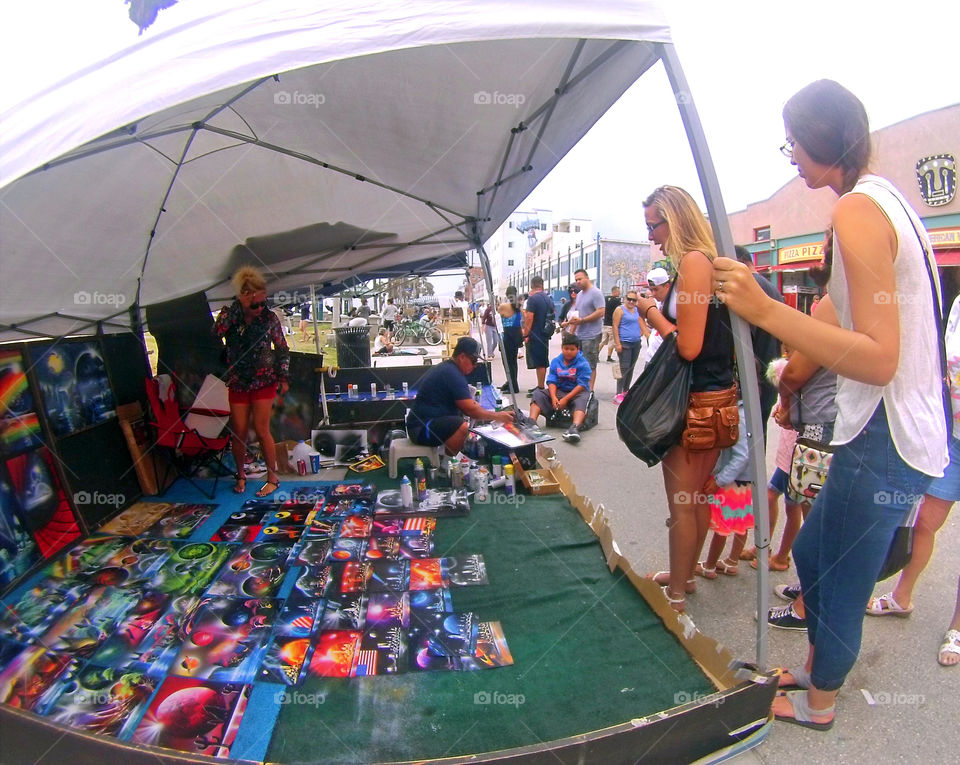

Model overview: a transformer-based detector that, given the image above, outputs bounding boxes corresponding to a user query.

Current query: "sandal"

[661,586,686,613]
[739,546,757,561]
[233,473,247,494]
[772,690,834,731]
[255,477,281,498]
[866,592,913,617]
[694,561,718,580]
[716,559,739,576]
[772,666,811,690]
[938,629,960,667]
[647,571,696,594]
[749,555,791,571]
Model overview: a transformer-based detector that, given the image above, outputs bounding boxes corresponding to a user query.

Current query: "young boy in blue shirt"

[528,333,592,443]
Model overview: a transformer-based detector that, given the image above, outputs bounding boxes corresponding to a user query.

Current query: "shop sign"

[916,154,956,207]
[778,242,824,265]
[929,228,960,248]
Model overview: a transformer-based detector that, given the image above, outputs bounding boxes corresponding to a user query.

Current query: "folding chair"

[145,374,231,499]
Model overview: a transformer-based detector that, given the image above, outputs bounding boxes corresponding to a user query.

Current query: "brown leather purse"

[681,384,739,451]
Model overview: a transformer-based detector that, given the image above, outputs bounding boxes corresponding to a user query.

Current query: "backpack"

[540,294,556,336]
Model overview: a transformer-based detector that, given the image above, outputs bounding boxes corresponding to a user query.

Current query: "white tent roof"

[0,0,671,341]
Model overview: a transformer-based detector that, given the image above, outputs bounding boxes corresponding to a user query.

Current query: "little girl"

[696,398,754,577]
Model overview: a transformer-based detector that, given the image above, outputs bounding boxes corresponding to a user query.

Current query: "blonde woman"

[635,185,735,612]
[216,266,290,497]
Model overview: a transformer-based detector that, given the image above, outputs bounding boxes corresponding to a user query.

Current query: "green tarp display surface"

[267,483,713,763]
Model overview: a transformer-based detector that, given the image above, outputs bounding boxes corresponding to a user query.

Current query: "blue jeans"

[793,402,933,691]
[617,340,643,394]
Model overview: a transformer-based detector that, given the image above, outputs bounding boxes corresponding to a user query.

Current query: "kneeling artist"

[407,337,513,454]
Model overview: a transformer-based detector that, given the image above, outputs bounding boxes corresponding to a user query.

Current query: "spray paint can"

[504,463,515,497]
[370,382,377,397]
[476,466,489,502]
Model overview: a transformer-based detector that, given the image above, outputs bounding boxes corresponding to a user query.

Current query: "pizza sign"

[916,154,956,207]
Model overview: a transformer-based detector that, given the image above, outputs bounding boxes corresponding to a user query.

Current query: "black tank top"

[662,277,735,392]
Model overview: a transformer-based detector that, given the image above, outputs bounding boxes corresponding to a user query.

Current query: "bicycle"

[393,316,443,346]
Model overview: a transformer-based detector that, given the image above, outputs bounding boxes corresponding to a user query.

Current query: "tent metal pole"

[659,42,770,670]
[310,284,321,357]
[475,242,517,411]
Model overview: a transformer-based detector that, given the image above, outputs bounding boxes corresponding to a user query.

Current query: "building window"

[574,225,580,233]
[507,241,514,248]
[508,221,513,228]
[754,226,771,241]
[507,259,514,267]
[540,223,547,231]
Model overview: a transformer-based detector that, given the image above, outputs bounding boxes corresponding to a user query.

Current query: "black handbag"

[876,185,950,582]
[616,332,692,467]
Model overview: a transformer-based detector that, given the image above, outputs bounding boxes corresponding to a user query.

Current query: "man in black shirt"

[407,337,513,454]
[599,286,621,362]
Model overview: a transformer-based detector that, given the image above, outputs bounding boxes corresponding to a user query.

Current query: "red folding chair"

[145,375,231,499]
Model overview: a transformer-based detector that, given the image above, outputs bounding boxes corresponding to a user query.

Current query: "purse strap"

[878,181,952,437]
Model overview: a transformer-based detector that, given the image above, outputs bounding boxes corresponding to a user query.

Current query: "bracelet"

[644,305,658,321]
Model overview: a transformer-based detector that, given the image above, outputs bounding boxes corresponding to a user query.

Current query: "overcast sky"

[520,0,958,240]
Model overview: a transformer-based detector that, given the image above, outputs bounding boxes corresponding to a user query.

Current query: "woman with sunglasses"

[635,185,736,613]
[611,290,647,403]
[216,266,290,497]
[713,80,947,731]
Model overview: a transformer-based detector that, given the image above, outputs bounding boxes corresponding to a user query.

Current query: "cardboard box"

[509,453,561,495]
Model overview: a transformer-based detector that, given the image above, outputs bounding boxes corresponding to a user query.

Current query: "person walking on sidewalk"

[611,289,647,403]
[600,286,622,363]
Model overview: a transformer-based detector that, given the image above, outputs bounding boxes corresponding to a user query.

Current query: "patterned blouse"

[215,301,290,392]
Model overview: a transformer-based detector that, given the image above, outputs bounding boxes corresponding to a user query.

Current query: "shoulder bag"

[787,394,834,501]
[616,331,691,467]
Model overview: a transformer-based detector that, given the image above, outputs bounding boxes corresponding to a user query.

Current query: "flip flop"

[256,479,280,498]
[938,629,960,667]
[749,556,790,571]
[772,690,834,731]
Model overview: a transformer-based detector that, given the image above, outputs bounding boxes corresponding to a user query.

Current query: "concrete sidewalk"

[488,331,958,764]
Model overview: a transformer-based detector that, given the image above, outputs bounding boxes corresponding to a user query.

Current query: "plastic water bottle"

[402,381,409,397]
[400,475,413,507]
[413,458,427,500]
[504,463,515,497]
[370,382,378,398]
[476,466,489,502]
[460,457,470,490]
[292,440,311,475]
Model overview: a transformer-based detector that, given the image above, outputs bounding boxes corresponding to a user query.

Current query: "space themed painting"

[0,349,43,456]
[30,340,117,438]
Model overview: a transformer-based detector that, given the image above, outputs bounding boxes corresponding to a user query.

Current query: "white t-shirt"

[382,303,398,321]
[829,175,947,476]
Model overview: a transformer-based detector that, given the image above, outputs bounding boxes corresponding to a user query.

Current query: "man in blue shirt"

[528,334,592,443]
[407,337,513,454]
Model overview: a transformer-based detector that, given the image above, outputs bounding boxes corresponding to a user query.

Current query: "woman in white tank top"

[713,80,947,731]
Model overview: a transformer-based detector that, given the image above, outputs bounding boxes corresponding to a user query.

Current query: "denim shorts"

[768,466,789,494]
[925,434,960,502]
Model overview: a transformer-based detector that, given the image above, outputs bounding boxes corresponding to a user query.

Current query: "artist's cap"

[646,267,670,286]
[453,337,481,359]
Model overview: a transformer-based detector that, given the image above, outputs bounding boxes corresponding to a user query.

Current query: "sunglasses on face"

[249,300,266,309]
[625,297,637,302]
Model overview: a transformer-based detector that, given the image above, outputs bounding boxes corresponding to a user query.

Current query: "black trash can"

[334,325,371,367]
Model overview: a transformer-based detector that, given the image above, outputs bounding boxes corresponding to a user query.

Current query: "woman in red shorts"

[216,266,290,497]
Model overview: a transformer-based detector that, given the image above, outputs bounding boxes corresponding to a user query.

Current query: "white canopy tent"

[0,0,771,667]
